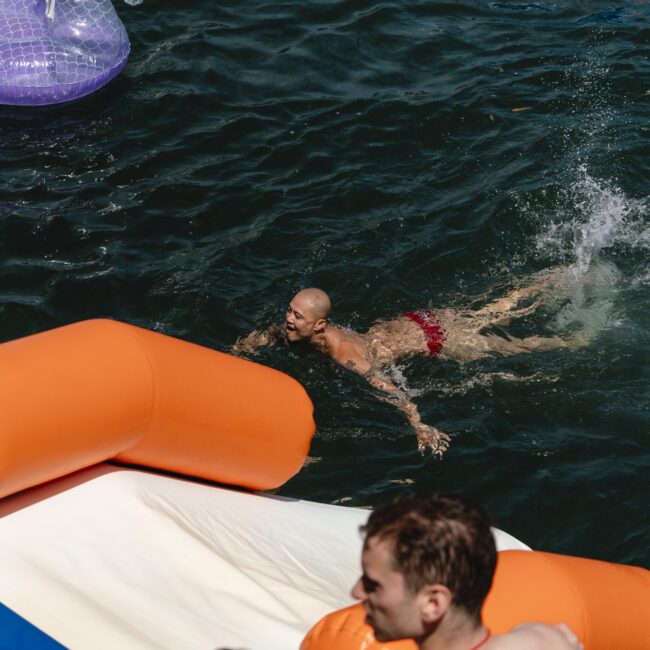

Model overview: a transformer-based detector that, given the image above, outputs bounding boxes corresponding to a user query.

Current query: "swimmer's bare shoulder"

[333,337,372,375]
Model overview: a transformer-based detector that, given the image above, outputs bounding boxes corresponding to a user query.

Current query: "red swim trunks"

[404,311,446,357]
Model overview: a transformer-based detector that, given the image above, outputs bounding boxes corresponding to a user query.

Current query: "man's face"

[351,537,425,642]
[284,294,321,342]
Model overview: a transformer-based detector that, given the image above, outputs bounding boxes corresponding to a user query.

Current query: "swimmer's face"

[351,536,426,642]
[284,294,325,342]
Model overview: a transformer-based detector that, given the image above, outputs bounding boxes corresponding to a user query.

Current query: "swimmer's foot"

[416,425,450,458]
[564,330,592,350]
[486,297,544,327]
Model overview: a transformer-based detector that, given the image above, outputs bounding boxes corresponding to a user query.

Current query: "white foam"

[535,166,648,334]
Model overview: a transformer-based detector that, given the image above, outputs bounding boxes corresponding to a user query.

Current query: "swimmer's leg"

[481,331,587,357]
[471,268,570,327]
[472,297,543,328]
[474,283,548,320]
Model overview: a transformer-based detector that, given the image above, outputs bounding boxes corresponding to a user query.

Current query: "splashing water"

[387,364,423,397]
[536,166,649,335]
[538,166,648,275]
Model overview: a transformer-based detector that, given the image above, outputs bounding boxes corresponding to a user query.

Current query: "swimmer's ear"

[314,318,327,334]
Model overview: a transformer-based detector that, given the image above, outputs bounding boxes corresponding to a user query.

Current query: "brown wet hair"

[361,494,496,622]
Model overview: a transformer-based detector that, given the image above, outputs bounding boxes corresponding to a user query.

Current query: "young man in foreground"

[351,494,583,650]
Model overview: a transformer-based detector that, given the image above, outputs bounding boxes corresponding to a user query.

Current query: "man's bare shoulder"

[334,338,371,374]
[486,623,583,650]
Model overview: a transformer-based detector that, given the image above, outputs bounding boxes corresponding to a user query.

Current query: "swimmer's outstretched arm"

[338,343,450,457]
[366,370,450,458]
[232,324,282,355]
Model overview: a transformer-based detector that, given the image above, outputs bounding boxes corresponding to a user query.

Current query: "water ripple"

[1,0,648,565]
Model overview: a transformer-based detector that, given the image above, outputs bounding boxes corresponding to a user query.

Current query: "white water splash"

[388,363,423,397]
[535,166,649,334]
[537,166,648,273]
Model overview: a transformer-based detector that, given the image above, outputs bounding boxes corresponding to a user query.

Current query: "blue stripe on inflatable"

[0,603,67,650]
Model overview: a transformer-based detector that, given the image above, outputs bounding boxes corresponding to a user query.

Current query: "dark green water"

[1,1,648,566]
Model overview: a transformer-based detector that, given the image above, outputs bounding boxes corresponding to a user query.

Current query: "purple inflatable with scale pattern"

[0,0,130,105]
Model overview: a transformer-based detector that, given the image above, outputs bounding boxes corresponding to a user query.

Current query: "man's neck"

[420,617,489,650]
[309,325,337,355]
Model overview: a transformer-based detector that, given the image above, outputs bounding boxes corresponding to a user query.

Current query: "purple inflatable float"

[0,0,134,106]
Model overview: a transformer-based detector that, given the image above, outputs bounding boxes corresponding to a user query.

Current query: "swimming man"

[233,271,579,456]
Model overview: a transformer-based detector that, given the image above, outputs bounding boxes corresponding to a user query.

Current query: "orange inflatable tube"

[301,550,650,650]
[0,319,315,498]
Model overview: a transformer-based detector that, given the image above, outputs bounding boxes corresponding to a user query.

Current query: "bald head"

[284,288,332,343]
[293,288,332,320]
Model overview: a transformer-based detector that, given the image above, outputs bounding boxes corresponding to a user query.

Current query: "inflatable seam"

[111,321,157,455]
[535,553,589,647]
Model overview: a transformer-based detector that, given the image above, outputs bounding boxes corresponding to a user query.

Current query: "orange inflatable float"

[0,319,315,499]
[301,550,650,650]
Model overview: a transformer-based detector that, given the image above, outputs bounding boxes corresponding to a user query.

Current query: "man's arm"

[232,324,282,356]
[338,343,450,457]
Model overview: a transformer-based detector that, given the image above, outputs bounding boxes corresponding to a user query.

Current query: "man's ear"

[419,584,452,624]
[314,318,327,334]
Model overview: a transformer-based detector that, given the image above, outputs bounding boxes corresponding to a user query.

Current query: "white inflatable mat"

[0,467,528,650]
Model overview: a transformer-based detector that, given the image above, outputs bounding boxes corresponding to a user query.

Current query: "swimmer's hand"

[416,424,450,458]
[232,329,270,356]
